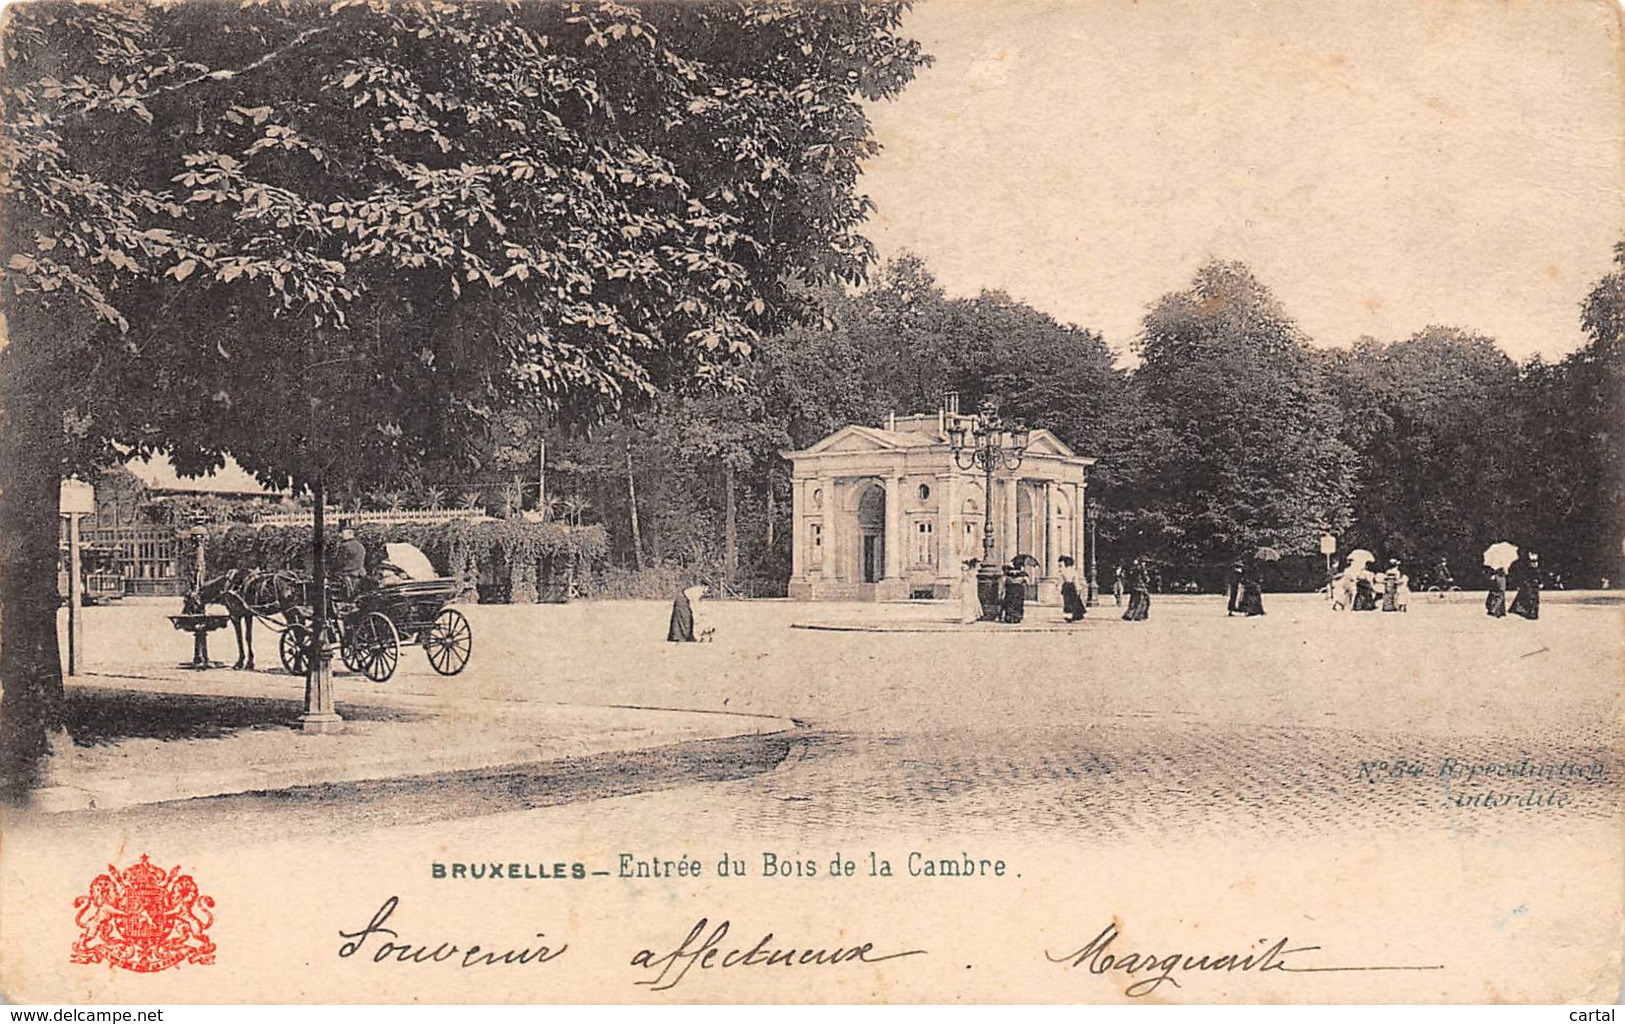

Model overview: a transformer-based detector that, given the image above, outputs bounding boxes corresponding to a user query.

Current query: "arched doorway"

[1016,483,1034,563]
[856,483,886,584]
[1054,489,1074,565]
[961,496,981,561]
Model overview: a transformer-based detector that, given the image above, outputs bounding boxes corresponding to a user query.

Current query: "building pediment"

[1022,430,1079,460]
[786,425,932,459]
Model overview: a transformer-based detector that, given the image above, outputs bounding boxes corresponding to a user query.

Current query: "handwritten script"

[631,917,927,992]
[1047,922,1444,997]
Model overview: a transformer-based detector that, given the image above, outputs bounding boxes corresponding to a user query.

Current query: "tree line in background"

[528,246,1625,593]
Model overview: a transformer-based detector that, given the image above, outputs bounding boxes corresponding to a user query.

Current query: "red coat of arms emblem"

[71,855,215,972]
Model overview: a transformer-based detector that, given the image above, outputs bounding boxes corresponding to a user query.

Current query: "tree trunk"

[724,463,738,585]
[766,475,775,548]
[625,442,644,571]
[0,360,70,796]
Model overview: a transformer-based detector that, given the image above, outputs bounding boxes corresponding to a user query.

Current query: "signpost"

[59,479,95,676]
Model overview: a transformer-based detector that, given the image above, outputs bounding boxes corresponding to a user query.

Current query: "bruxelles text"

[430,852,1010,882]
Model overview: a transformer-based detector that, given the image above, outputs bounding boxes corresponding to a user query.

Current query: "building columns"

[1072,481,1085,585]
[790,477,807,580]
[883,473,903,580]
[936,471,958,590]
[819,476,838,580]
[1002,477,1019,567]
[1044,480,1056,579]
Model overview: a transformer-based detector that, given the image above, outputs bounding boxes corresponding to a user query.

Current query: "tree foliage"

[1315,327,1521,574]
[1123,261,1355,571]
[0,0,928,787]
[3,0,929,486]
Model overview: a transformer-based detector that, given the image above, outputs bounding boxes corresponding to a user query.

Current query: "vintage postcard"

[1,0,1621,1006]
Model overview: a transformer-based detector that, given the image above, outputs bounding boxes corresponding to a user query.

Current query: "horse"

[183,570,311,670]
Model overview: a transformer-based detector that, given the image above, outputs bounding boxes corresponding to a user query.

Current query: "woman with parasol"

[1483,542,1517,618]
[1349,550,1379,611]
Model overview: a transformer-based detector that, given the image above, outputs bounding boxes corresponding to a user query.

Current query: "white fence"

[251,508,495,527]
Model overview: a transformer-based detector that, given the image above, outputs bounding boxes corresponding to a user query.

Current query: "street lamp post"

[1085,500,1100,606]
[947,397,1029,620]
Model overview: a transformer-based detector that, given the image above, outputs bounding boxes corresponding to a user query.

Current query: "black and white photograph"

[0,0,1621,1006]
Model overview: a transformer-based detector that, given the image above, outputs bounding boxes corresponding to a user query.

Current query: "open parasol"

[1345,549,1375,572]
[1482,541,1520,572]
[382,542,438,581]
[1253,546,1282,562]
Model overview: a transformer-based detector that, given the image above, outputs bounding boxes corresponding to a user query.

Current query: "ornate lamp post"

[1085,499,1100,606]
[947,397,1029,620]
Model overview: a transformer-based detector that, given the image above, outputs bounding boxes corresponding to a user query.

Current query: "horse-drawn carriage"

[186,543,472,683]
[278,577,472,682]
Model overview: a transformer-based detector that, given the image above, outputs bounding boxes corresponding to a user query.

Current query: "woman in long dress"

[667,584,708,641]
[1001,561,1029,623]
[1510,555,1541,620]
[1122,560,1151,621]
[1058,555,1086,622]
[1485,568,1508,618]
[1353,572,1379,611]
[1381,560,1401,612]
[959,560,984,624]
[1236,561,1266,616]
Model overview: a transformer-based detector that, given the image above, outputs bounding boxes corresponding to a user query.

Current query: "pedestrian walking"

[1001,560,1029,623]
[1226,562,1243,616]
[1485,568,1508,618]
[959,559,983,624]
[1058,555,1086,622]
[667,583,711,641]
[1122,559,1151,621]
[1382,560,1402,612]
[1112,566,1124,607]
[1236,560,1266,617]
[1510,553,1542,620]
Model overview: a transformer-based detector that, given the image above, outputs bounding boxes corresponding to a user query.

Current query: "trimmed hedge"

[203,520,607,604]
[579,565,689,601]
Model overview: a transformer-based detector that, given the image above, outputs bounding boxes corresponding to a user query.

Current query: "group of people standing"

[1336,559,1411,612]
[958,558,1034,624]
[1486,554,1541,620]
[960,555,1153,624]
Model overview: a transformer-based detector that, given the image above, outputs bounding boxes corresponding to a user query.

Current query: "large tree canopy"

[1123,260,1355,570]
[1515,242,1625,582]
[3,0,928,484]
[1316,327,1521,574]
[0,0,928,787]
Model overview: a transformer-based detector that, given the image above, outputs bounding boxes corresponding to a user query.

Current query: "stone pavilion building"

[780,406,1095,603]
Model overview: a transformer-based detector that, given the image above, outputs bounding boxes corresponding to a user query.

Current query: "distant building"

[780,406,1095,602]
[86,454,285,596]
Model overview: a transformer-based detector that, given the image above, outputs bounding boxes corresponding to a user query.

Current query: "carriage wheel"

[352,612,400,683]
[279,624,308,676]
[423,608,473,676]
[339,619,366,673]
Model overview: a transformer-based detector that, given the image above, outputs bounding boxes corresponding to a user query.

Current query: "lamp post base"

[300,656,344,733]
[976,565,1003,621]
